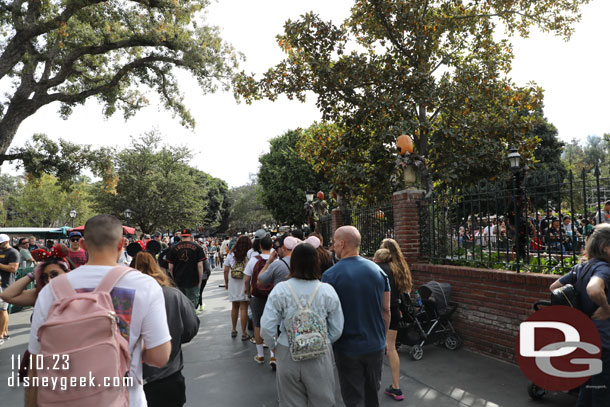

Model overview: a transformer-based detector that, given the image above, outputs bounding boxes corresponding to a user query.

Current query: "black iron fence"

[419,167,610,274]
[342,201,394,257]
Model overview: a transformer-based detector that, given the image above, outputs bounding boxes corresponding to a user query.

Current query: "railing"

[419,166,610,274]
[342,201,394,257]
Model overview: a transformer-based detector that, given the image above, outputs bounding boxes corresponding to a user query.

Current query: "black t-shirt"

[378,262,400,309]
[166,241,206,288]
[0,247,20,287]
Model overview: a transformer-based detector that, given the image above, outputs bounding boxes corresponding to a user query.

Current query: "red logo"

[516,306,602,391]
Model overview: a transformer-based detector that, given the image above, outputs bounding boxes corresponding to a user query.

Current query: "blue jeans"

[577,347,610,407]
[209,256,215,269]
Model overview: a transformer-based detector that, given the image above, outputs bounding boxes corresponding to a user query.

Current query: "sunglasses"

[70,238,80,242]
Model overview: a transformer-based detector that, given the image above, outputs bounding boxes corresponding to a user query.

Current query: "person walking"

[550,224,610,406]
[166,229,206,308]
[261,243,344,406]
[66,231,88,268]
[322,226,391,407]
[375,238,413,401]
[224,235,252,340]
[27,214,171,407]
[244,235,274,366]
[0,233,19,343]
[135,251,200,407]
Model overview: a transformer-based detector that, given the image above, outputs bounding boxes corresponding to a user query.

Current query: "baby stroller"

[396,281,462,360]
[525,300,580,401]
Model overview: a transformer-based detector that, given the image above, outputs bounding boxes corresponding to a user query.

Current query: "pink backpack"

[37,266,132,407]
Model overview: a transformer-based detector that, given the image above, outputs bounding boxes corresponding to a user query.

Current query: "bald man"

[322,226,391,407]
[28,214,171,407]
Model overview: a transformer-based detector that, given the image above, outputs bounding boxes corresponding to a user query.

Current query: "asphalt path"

[0,266,576,406]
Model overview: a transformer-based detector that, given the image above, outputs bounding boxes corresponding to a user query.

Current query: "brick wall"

[411,263,559,363]
[393,189,424,265]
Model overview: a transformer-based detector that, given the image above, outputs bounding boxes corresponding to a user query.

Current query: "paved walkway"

[0,268,576,406]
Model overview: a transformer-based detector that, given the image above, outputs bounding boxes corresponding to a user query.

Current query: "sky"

[2,0,609,188]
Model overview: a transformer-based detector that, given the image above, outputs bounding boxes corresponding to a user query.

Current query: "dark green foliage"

[258,131,331,226]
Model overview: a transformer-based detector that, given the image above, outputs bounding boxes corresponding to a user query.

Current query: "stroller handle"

[533,300,551,311]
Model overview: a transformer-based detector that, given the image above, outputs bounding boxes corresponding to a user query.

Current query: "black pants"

[197,278,208,307]
[577,347,610,407]
[143,370,186,407]
[334,349,384,407]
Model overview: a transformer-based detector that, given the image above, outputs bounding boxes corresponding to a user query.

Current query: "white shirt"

[244,253,270,277]
[29,265,171,407]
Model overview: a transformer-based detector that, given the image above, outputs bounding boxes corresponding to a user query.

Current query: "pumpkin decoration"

[317,191,324,200]
[397,134,414,156]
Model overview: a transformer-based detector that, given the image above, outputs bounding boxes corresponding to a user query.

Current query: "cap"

[0,234,9,244]
[68,231,82,238]
[254,229,268,239]
[180,229,192,236]
[283,236,301,251]
[153,231,162,238]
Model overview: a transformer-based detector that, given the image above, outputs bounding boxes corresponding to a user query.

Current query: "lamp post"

[69,209,77,228]
[123,208,132,226]
[508,147,525,272]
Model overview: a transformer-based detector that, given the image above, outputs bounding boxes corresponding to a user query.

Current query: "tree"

[4,174,94,227]
[258,130,331,225]
[236,0,589,203]
[189,168,231,235]
[94,131,227,233]
[227,180,275,234]
[0,0,239,161]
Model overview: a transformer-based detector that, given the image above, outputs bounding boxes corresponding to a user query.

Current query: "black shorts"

[389,306,401,331]
[250,296,267,328]
[144,370,186,407]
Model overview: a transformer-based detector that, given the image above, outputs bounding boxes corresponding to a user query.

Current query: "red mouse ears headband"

[32,244,70,262]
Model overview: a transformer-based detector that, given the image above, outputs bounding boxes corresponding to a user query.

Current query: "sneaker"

[0,338,4,346]
[385,385,404,401]
[199,304,206,311]
[269,357,277,371]
[196,308,202,316]
[254,355,265,364]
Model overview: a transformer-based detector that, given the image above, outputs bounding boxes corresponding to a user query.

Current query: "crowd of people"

[455,202,610,255]
[0,215,415,407]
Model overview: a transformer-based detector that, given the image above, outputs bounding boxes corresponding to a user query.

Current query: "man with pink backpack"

[27,214,172,407]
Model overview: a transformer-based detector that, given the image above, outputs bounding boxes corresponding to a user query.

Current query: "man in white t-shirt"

[28,214,171,407]
[243,235,273,367]
[483,220,496,248]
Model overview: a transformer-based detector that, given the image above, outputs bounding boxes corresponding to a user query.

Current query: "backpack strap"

[285,282,303,310]
[95,266,133,293]
[306,282,322,308]
[50,274,76,300]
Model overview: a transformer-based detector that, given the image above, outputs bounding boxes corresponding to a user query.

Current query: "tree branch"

[370,0,412,59]
[41,37,180,89]
[0,152,24,162]
[41,55,184,105]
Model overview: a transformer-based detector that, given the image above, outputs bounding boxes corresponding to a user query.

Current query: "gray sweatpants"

[275,344,336,407]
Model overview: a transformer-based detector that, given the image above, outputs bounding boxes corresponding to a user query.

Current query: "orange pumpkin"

[317,191,325,200]
[397,134,414,156]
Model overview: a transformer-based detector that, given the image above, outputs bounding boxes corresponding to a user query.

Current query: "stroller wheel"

[410,345,424,361]
[444,333,463,350]
[527,382,546,400]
